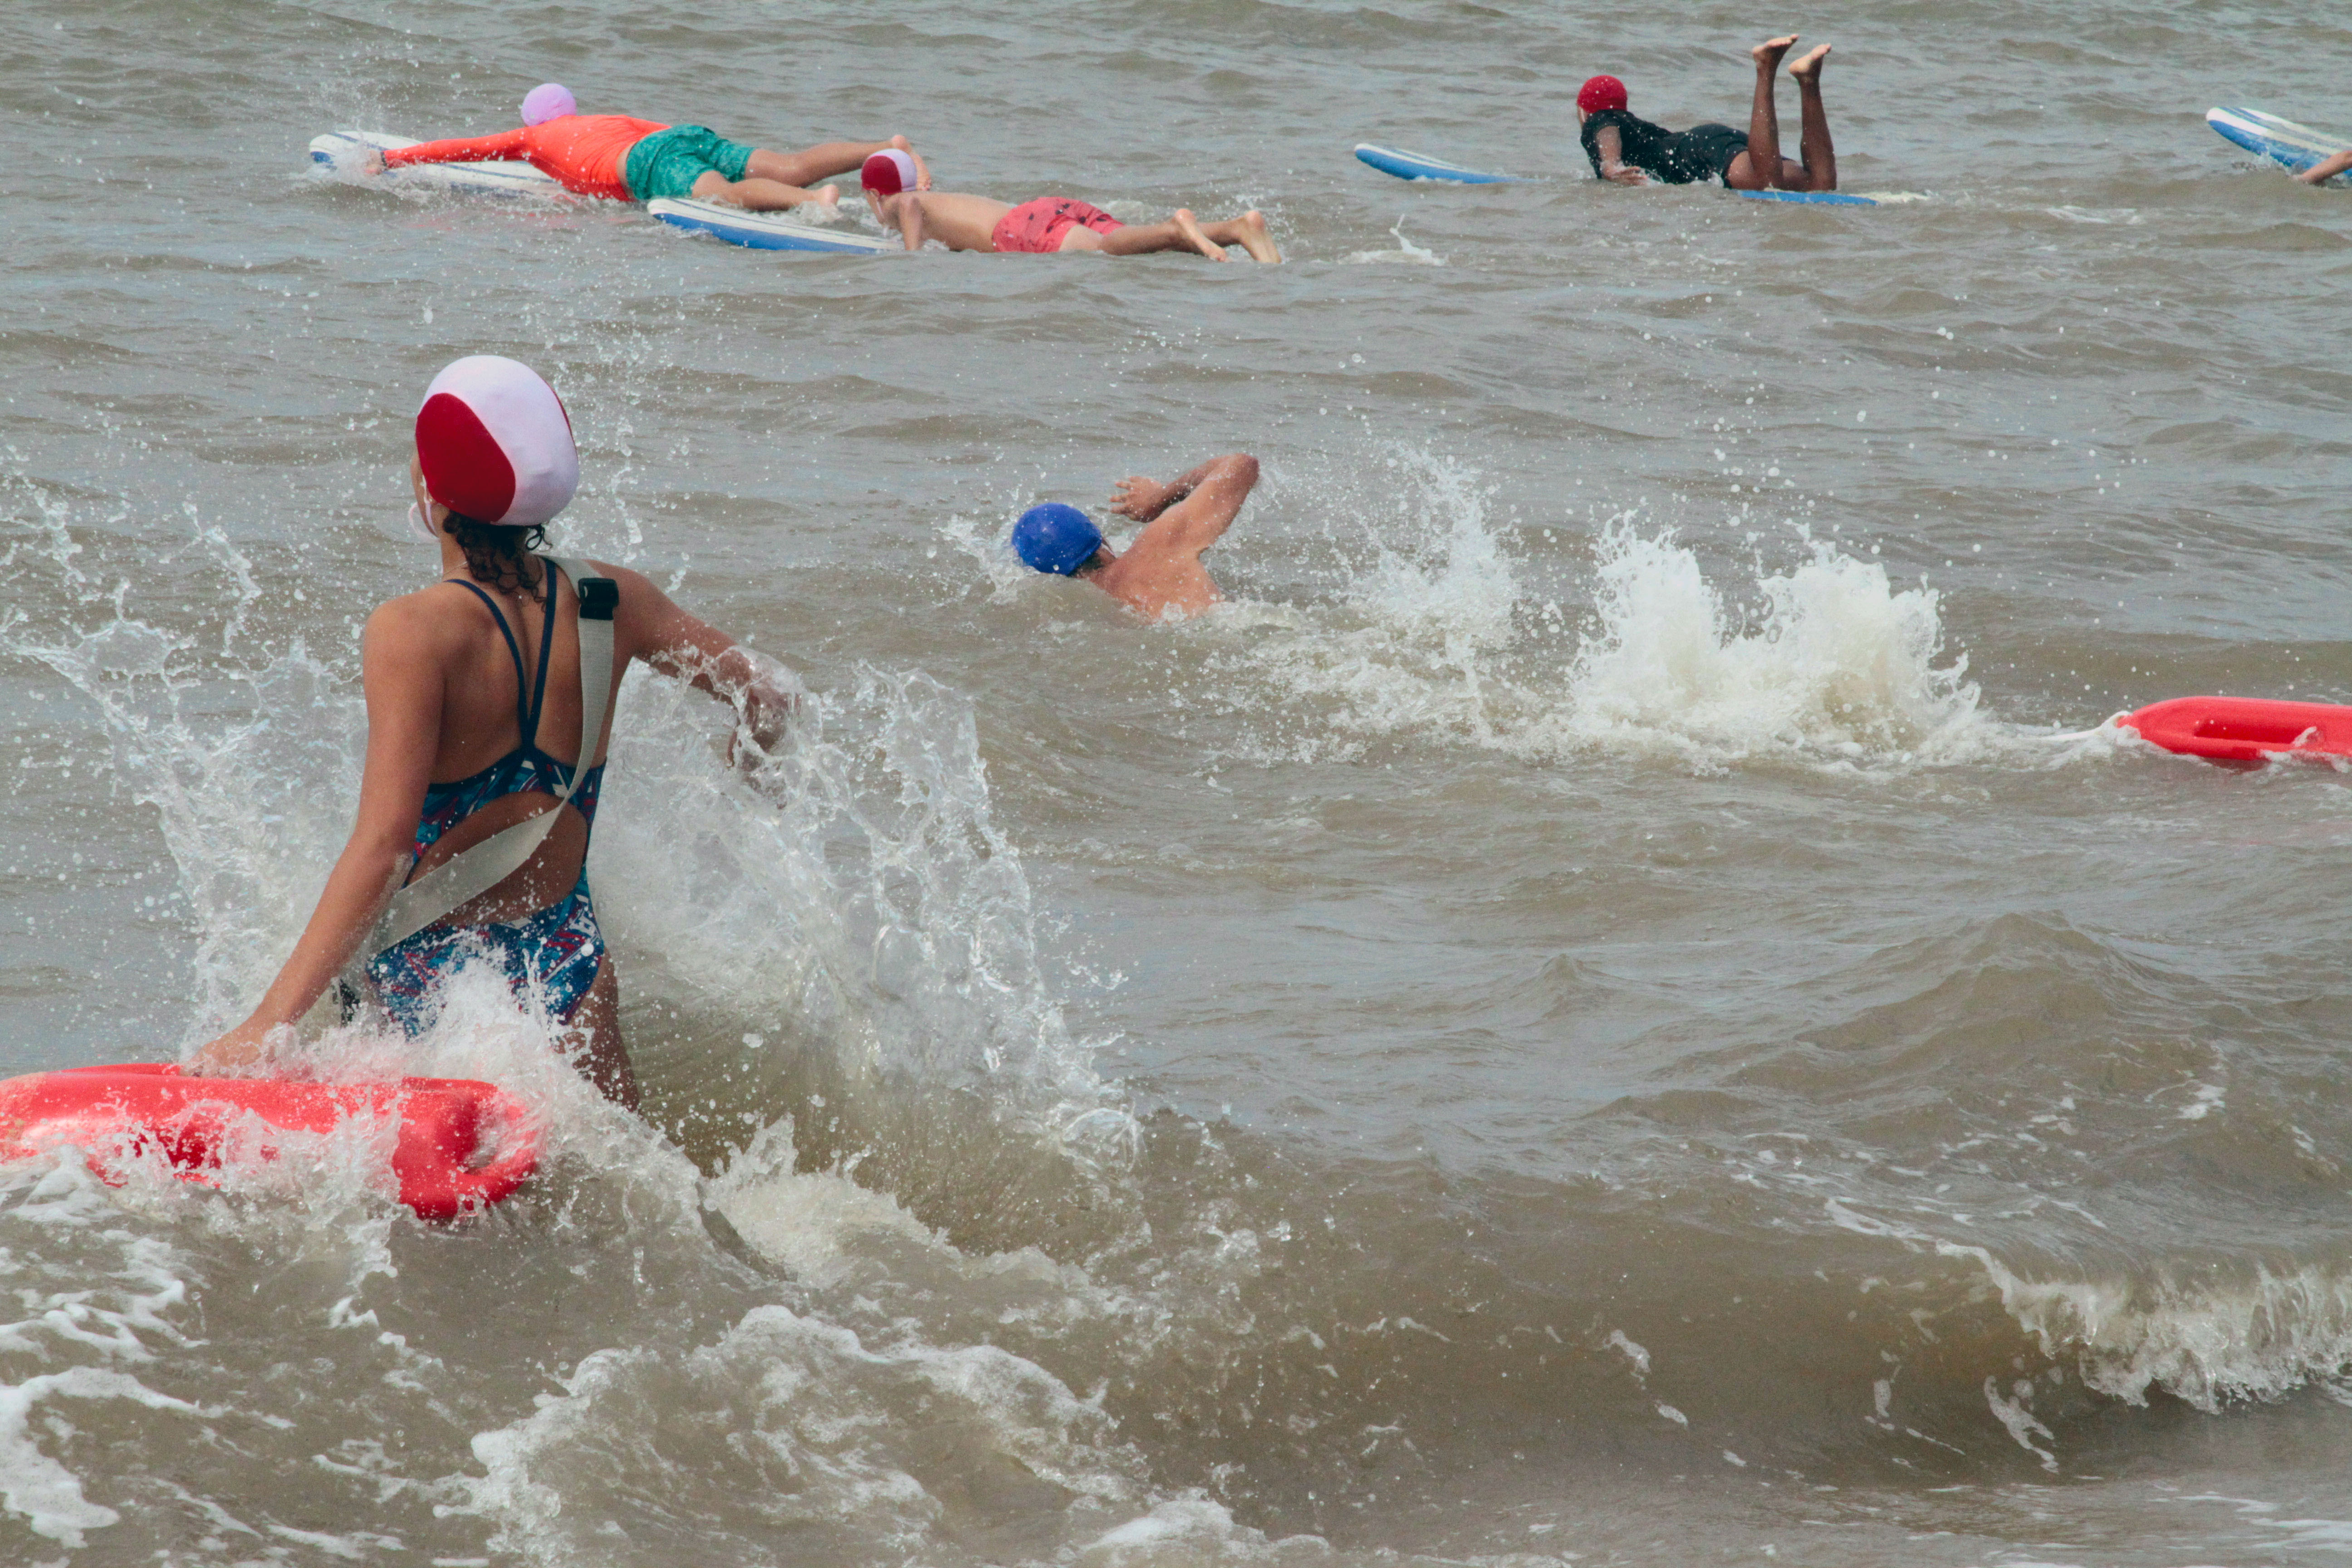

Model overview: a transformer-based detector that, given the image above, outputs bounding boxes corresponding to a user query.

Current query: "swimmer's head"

[1012,503,1104,576]
[1577,75,1627,115]
[414,356,578,528]
[520,83,576,126]
[861,149,919,196]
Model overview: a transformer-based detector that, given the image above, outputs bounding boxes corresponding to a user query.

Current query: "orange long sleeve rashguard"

[382,115,669,200]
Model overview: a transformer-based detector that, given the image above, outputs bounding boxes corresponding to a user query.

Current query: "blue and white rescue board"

[308,131,892,252]
[644,199,894,254]
[2206,106,2348,183]
[1354,143,1521,184]
[1353,141,1878,205]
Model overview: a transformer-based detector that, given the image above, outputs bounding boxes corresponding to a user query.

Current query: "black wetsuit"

[1580,109,1748,185]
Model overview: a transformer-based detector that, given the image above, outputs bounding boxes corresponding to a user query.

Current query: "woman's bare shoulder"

[363,580,483,659]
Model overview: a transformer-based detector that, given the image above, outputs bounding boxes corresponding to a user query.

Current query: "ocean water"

[5,0,2352,1562]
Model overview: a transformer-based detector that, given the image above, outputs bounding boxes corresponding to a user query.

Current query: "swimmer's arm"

[602,564,802,763]
[1594,125,1647,186]
[380,128,533,170]
[894,193,928,252]
[189,603,446,1072]
[2297,149,2352,185]
[1127,453,1260,559]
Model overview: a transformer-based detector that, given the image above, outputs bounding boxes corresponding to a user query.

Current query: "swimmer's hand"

[725,652,805,769]
[1109,474,1179,522]
[188,1019,290,1077]
[362,149,387,176]
[1601,160,1648,186]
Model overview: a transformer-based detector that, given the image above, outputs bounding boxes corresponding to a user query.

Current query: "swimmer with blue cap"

[1011,453,1260,619]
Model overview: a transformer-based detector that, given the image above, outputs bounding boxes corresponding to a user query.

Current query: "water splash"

[1541,519,1989,767]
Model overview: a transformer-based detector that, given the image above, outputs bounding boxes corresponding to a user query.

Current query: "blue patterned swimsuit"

[366,574,608,1034]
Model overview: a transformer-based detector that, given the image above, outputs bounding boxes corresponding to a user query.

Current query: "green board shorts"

[622,126,759,201]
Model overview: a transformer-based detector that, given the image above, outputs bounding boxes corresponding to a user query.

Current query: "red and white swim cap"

[861,148,918,195]
[415,356,578,527]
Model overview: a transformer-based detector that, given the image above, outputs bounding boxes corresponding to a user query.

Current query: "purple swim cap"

[520,83,576,126]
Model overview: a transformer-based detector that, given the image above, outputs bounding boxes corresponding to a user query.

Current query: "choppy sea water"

[6,0,2352,1563]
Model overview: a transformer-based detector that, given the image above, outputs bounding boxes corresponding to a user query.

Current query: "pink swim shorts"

[990,197,1123,254]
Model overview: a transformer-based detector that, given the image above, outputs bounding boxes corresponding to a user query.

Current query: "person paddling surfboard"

[858,151,1282,260]
[1578,36,1840,194]
[190,355,802,1107]
[370,82,929,212]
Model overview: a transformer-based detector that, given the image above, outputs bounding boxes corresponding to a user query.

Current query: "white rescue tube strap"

[370,557,618,955]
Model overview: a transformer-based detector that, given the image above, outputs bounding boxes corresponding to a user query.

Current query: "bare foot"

[809,183,841,207]
[1788,44,1830,83]
[1753,34,1798,70]
[1171,210,1229,262]
[1230,210,1283,265]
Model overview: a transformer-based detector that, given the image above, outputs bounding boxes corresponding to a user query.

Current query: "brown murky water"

[6,0,2352,1562]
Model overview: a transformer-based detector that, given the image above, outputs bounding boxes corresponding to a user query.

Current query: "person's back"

[384,538,603,921]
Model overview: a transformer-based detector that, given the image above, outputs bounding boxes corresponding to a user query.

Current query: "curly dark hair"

[444,513,549,601]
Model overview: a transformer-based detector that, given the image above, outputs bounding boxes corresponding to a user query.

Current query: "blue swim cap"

[1012,502,1104,576]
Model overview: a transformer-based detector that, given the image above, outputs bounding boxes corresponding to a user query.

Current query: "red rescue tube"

[0,1063,540,1220]
[2120,696,2352,766]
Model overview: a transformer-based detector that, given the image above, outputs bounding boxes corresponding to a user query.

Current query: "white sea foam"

[1194,452,2049,773]
[463,1301,1140,1564]
[1537,519,1991,768]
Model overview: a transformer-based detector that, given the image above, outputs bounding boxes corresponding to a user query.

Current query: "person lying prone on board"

[2298,149,2352,185]
[1008,453,1261,619]
[856,152,1281,261]
[189,354,803,1109]
[372,82,929,212]
[1577,36,1838,192]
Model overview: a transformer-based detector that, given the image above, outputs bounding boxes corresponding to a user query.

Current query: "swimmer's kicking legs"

[1724,37,1838,193]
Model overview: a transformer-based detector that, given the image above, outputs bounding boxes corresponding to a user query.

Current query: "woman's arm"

[601,565,803,763]
[188,601,448,1071]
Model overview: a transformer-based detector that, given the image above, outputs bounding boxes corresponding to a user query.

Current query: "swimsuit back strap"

[441,578,533,736]
[369,557,621,956]
[520,567,560,747]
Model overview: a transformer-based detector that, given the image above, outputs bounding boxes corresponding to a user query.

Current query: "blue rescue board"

[2206,106,2348,182]
[1738,189,1878,207]
[1354,140,1877,204]
[645,199,894,254]
[1354,143,1521,184]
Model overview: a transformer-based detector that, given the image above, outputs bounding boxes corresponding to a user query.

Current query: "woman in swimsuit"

[191,356,799,1107]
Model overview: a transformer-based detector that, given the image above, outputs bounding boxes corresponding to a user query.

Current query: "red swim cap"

[1578,75,1628,114]
[861,149,917,196]
[415,356,578,527]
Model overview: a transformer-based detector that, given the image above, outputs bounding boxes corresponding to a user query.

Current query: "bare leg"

[563,957,639,1111]
[1078,210,1227,259]
[1723,35,1796,191]
[1198,211,1283,263]
[1788,44,1837,191]
[690,169,839,211]
[745,137,920,190]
